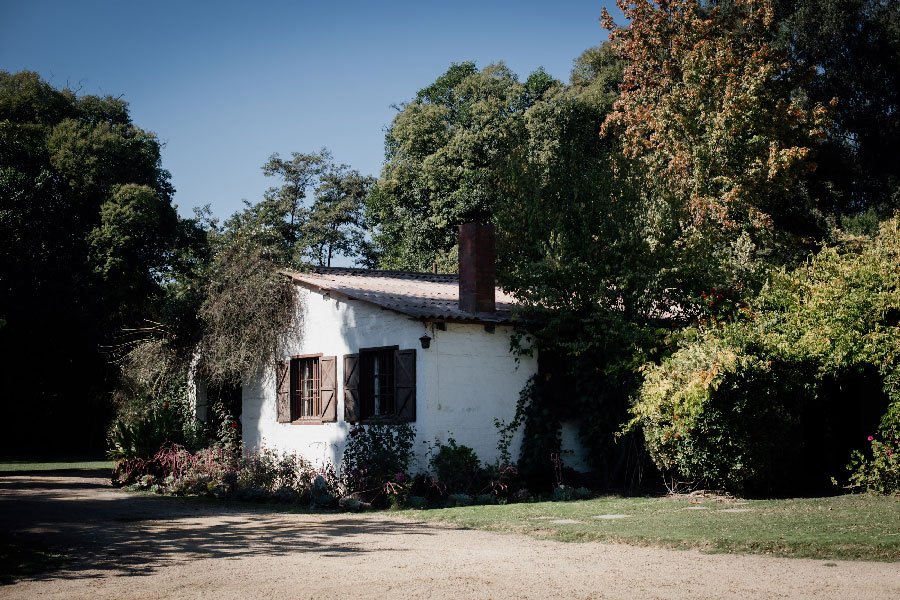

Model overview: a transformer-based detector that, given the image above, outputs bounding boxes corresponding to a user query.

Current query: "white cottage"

[240,224,537,471]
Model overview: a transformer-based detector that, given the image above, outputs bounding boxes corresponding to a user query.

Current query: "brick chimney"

[458,223,496,313]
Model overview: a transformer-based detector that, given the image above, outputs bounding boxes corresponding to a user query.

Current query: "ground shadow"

[0,472,436,585]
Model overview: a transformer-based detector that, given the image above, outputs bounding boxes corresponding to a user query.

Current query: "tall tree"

[601,0,829,302]
[229,149,372,268]
[773,0,900,219]
[304,165,374,267]
[0,71,196,454]
[367,62,554,271]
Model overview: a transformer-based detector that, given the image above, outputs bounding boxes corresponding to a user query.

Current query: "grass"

[399,494,900,562]
[0,460,114,473]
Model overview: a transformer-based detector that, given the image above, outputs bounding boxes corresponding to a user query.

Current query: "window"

[362,348,395,418]
[292,357,320,420]
[344,347,416,423]
[276,355,336,424]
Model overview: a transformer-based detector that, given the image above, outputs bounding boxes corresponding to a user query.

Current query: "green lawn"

[400,494,900,562]
[0,460,114,473]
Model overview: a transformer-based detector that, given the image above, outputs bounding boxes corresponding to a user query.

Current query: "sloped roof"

[284,267,518,324]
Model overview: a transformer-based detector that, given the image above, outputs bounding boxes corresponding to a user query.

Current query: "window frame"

[290,352,323,424]
[359,345,399,422]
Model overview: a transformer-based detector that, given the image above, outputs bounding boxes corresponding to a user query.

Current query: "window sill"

[290,419,326,426]
[359,416,413,424]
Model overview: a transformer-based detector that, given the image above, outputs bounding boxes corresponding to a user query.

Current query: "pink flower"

[867,435,874,442]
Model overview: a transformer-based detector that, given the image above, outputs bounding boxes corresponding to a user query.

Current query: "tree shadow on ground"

[0,472,435,585]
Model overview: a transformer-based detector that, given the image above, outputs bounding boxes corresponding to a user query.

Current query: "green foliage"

[198,233,297,385]
[428,438,483,495]
[107,382,205,460]
[846,406,900,494]
[631,218,900,495]
[88,183,178,283]
[774,0,900,217]
[233,149,374,268]
[631,331,809,494]
[490,2,898,497]
[847,402,900,494]
[340,424,415,503]
[0,71,201,454]
[551,485,591,502]
[304,165,374,267]
[368,62,555,271]
[484,44,658,491]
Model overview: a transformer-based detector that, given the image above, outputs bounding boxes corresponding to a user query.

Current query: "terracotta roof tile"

[284,267,518,323]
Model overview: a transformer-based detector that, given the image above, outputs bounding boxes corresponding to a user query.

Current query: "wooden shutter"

[343,354,360,423]
[319,356,337,423]
[394,349,416,422]
[276,360,291,423]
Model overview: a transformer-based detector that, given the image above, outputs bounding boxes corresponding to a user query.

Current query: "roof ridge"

[308,266,458,282]
[281,267,518,324]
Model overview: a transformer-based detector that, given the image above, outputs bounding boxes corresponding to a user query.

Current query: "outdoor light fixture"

[419,333,432,349]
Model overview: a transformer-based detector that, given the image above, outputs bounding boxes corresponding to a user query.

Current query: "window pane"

[373,350,394,416]
[293,357,319,419]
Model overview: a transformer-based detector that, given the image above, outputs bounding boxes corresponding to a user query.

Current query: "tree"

[303,165,374,267]
[773,0,900,219]
[230,149,372,268]
[255,150,329,265]
[368,53,656,487]
[601,0,829,303]
[367,62,553,271]
[0,71,197,454]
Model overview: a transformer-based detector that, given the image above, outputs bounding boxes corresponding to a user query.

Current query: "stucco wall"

[241,285,536,472]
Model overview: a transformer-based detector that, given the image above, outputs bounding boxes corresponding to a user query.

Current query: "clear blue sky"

[1,0,618,220]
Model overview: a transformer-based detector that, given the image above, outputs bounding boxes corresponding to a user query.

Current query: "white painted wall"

[241,285,536,473]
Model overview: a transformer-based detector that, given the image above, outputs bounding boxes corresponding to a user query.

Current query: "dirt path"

[1,473,897,600]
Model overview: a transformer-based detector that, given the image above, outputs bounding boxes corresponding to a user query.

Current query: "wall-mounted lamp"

[419,333,432,349]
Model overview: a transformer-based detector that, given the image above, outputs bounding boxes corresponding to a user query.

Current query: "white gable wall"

[241,285,534,473]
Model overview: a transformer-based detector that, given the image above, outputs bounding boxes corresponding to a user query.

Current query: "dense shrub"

[631,332,810,495]
[630,218,900,495]
[413,440,524,506]
[340,424,415,504]
[428,438,483,495]
[108,383,206,460]
[847,406,900,494]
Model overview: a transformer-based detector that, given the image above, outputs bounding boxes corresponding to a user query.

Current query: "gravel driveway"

[1,472,898,599]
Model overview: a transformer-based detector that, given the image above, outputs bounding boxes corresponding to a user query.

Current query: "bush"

[551,485,591,502]
[847,406,900,494]
[406,495,428,509]
[445,493,473,507]
[113,444,340,506]
[403,442,525,507]
[428,438,483,495]
[630,218,900,496]
[340,423,415,505]
[108,383,206,460]
[631,333,808,495]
